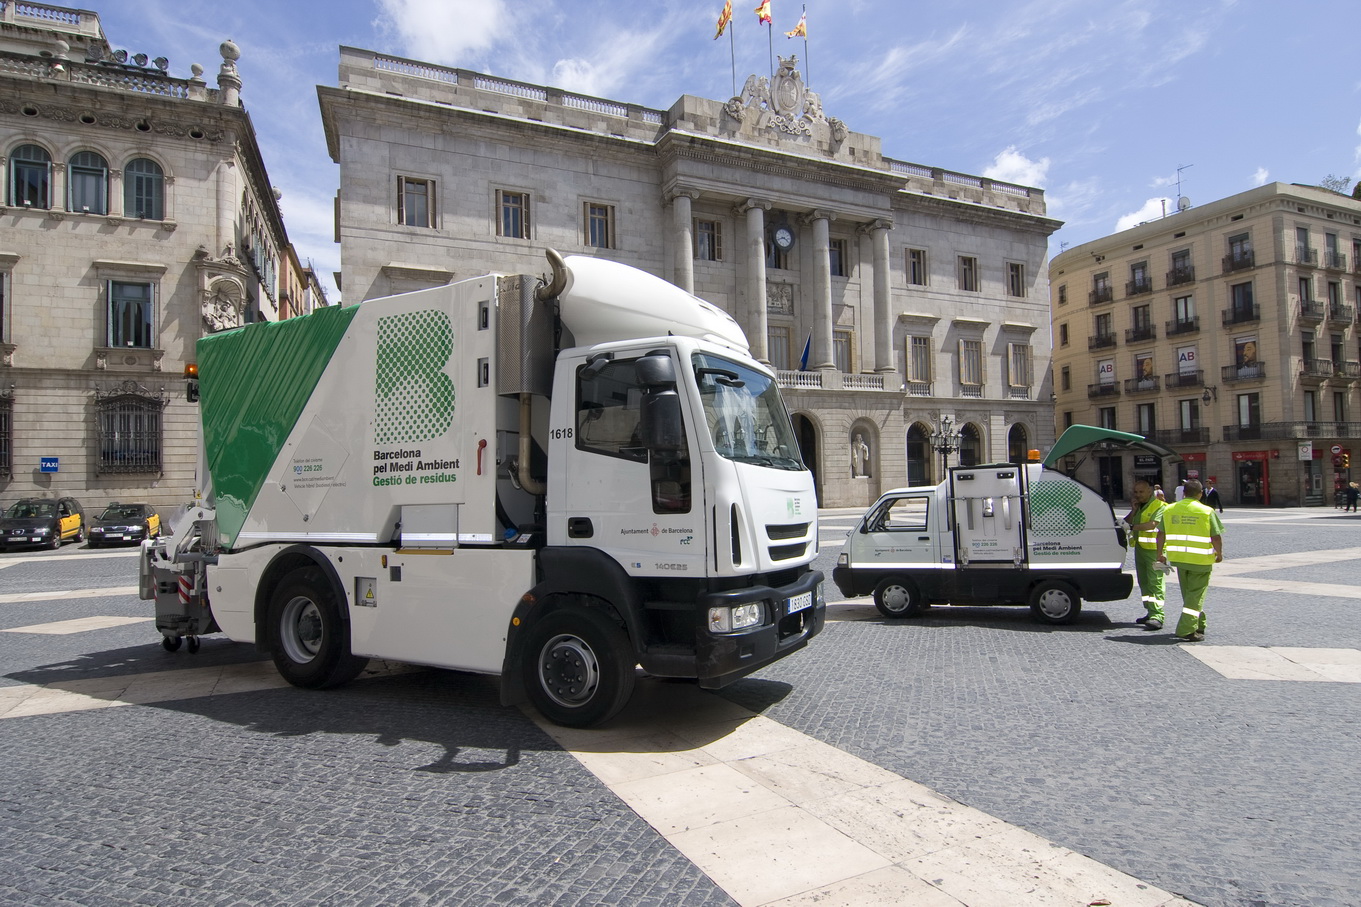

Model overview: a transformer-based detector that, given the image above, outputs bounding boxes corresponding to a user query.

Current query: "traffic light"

[1344,452,1351,470]
[185,363,200,403]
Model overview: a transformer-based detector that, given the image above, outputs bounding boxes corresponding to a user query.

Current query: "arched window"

[9,144,51,208]
[906,422,931,485]
[124,157,164,219]
[68,150,109,214]
[1008,424,1029,464]
[959,423,982,467]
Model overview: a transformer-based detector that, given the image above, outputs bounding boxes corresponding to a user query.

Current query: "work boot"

[1143,618,1163,631]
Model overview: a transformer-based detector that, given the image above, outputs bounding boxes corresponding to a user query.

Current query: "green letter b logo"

[374,310,455,445]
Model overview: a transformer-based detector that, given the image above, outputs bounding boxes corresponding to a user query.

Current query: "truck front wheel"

[523,608,636,728]
[269,567,368,689]
[1029,580,1082,625]
[873,577,927,618]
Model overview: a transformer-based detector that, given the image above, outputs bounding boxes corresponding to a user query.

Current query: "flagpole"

[767,20,773,83]
[802,4,809,89]
[730,28,736,98]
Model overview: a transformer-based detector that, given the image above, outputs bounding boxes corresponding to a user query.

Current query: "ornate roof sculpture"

[724,55,846,143]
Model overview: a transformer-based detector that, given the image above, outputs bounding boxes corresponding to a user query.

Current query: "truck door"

[950,467,1026,565]
[855,493,936,565]
[551,350,706,576]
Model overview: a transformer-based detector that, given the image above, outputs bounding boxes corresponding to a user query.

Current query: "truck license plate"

[786,592,812,615]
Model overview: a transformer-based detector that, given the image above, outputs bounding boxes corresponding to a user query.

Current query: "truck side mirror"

[640,390,684,452]
[635,353,676,387]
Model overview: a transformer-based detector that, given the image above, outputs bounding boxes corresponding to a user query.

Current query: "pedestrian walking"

[1123,477,1167,629]
[1347,482,1359,513]
[1173,479,1186,501]
[1156,479,1224,642]
[1153,484,1166,502]
[1203,482,1224,513]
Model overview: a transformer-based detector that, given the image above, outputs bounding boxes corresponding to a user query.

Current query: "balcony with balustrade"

[1222,362,1266,385]
[1222,304,1259,326]
[1164,369,1205,390]
[1088,332,1117,351]
[1151,427,1209,447]
[1300,359,1334,382]
[1299,299,1325,323]
[1166,266,1196,287]
[1125,324,1156,344]
[1125,277,1153,297]
[1325,251,1349,271]
[1223,251,1255,273]
[1337,361,1361,381]
[1295,245,1318,267]
[1087,382,1120,399]
[1166,316,1200,337]
[1123,376,1160,394]
[1328,302,1355,324]
[1089,286,1114,306]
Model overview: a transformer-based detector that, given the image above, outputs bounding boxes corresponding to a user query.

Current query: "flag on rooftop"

[715,0,733,39]
[754,0,772,25]
[785,11,806,38]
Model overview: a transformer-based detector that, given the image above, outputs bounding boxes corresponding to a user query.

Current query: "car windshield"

[6,501,56,519]
[100,505,144,520]
[693,352,804,470]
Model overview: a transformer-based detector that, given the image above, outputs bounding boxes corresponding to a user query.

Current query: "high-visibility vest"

[1162,500,1216,565]
[1134,498,1165,549]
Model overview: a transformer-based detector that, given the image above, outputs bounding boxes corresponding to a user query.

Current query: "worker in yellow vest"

[1123,477,1167,629]
[1155,478,1224,641]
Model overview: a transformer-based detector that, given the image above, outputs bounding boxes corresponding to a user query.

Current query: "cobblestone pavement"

[2,508,1358,906]
[741,505,1360,907]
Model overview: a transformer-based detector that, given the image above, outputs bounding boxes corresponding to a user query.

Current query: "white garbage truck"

[141,250,824,727]
[832,427,1177,624]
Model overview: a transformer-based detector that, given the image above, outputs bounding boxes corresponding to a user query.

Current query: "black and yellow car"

[87,502,162,548]
[1,497,85,550]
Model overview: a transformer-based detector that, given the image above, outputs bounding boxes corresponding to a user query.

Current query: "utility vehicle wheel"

[872,576,927,618]
[161,636,182,652]
[186,636,201,654]
[1029,580,1082,625]
[523,607,636,728]
[269,567,367,688]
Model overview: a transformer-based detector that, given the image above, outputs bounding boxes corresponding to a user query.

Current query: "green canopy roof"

[1042,425,1184,467]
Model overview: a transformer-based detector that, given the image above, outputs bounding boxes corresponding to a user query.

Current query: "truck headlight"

[708,603,763,633]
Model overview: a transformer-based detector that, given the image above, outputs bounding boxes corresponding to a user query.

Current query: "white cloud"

[983,146,1050,188]
[1251,167,1270,187]
[1115,197,1172,232]
[374,0,508,65]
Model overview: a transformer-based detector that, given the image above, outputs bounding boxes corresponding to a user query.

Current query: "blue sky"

[95,0,1361,303]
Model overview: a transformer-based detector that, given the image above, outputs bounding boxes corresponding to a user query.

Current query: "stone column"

[805,209,835,369]
[737,198,771,362]
[109,168,123,217]
[217,159,237,258]
[867,218,894,372]
[670,189,698,293]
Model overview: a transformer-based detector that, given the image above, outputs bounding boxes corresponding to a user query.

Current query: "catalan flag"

[714,0,732,39]
[785,11,806,38]
[754,0,772,25]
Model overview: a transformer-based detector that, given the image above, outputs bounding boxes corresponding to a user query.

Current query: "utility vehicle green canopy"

[1042,425,1183,468]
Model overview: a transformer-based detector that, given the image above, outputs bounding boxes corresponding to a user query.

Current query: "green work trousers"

[1133,547,1165,621]
[1173,563,1212,637]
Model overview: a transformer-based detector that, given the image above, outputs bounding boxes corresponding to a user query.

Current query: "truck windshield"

[693,353,805,470]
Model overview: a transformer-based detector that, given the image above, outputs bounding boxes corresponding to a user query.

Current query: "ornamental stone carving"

[725,55,840,139]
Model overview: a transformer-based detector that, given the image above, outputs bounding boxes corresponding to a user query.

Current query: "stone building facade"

[0,3,306,514]
[319,47,1061,507]
[1050,182,1361,507]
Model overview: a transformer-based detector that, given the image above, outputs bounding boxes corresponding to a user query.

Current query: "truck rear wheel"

[873,576,926,618]
[1029,580,1082,625]
[523,607,636,728]
[269,567,367,689]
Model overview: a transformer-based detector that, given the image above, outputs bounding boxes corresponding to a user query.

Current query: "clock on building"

[773,225,795,252]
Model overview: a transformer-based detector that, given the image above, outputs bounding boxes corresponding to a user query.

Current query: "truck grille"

[768,542,808,561]
[766,521,811,561]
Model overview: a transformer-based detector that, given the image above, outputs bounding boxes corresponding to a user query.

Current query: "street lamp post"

[933,414,962,479]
